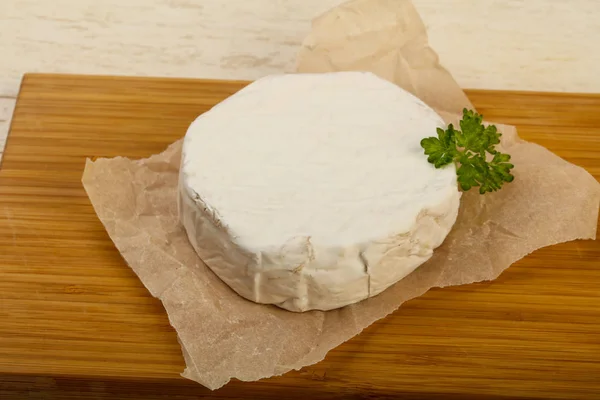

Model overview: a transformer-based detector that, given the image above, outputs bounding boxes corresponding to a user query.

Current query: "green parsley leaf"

[420,108,515,194]
[420,125,457,168]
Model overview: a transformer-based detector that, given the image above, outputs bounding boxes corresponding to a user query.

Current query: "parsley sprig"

[420,109,514,194]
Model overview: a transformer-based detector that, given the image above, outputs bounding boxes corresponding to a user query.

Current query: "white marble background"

[1,0,599,160]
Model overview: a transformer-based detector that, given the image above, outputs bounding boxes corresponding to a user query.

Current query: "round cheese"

[179,71,461,312]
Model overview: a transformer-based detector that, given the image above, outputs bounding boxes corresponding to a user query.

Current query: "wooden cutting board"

[1,74,599,400]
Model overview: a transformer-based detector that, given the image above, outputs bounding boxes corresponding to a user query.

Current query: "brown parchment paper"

[82,0,600,391]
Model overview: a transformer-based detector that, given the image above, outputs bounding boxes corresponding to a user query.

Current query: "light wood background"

[1,0,599,161]
[1,74,599,399]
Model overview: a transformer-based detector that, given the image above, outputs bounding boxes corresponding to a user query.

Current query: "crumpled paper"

[297,0,473,115]
[82,0,600,391]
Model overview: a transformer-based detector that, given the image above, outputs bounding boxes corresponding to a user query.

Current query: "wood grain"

[1,74,599,400]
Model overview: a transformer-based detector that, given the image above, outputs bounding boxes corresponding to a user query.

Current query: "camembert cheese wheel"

[179,72,460,312]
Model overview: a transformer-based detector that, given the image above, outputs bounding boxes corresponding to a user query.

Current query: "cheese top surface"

[181,72,456,250]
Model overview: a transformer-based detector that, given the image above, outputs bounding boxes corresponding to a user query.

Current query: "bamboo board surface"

[1,74,599,400]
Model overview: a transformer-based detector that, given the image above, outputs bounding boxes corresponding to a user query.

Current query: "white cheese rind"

[179,72,461,312]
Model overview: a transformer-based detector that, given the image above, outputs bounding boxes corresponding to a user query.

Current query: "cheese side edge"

[179,177,460,312]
